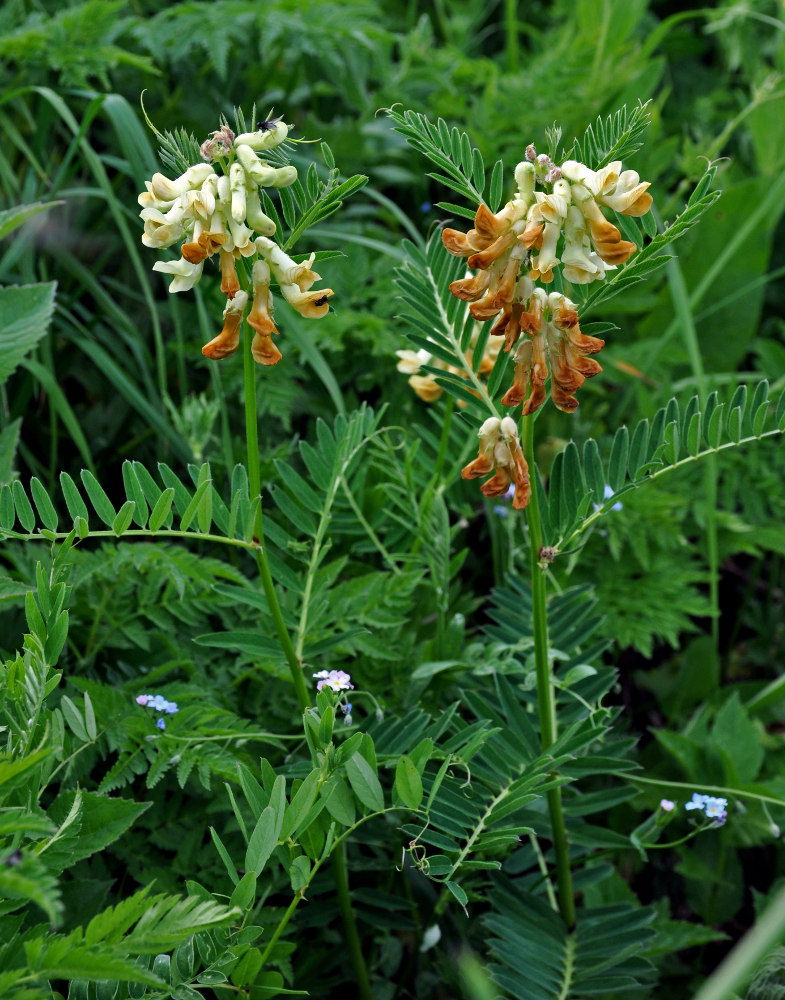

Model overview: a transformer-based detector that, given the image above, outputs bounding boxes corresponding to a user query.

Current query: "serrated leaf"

[0,282,57,387]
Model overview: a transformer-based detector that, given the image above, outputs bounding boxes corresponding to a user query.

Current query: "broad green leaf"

[344,753,384,812]
[230,871,257,911]
[0,283,57,386]
[394,756,423,810]
[279,769,320,841]
[0,418,21,484]
[245,806,277,874]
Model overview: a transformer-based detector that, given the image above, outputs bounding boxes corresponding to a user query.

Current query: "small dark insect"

[5,849,22,867]
[313,295,329,307]
[256,115,283,132]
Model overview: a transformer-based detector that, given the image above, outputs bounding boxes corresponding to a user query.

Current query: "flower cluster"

[685,792,728,825]
[462,416,531,509]
[136,693,178,730]
[313,669,354,692]
[138,118,333,366]
[431,145,652,511]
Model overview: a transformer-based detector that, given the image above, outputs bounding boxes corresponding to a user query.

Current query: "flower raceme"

[432,147,652,512]
[138,118,333,366]
[441,149,652,417]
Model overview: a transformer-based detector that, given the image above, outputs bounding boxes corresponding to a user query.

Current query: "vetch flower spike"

[137,111,337,366]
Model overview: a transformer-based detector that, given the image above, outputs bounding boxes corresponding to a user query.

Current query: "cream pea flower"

[152,256,204,293]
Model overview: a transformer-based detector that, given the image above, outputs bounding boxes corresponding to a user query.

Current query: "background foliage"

[1,0,784,998]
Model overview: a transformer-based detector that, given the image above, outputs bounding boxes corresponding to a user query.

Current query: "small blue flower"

[685,792,728,825]
[164,701,178,714]
[156,718,166,731]
[594,484,623,513]
[151,695,168,711]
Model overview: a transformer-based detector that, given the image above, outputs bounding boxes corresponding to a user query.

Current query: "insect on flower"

[257,115,283,132]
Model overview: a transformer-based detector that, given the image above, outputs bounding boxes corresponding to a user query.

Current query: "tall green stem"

[332,843,374,1000]
[522,414,575,929]
[241,310,310,713]
[240,289,370,991]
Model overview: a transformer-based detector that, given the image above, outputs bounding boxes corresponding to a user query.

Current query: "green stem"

[241,306,311,713]
[332,842,374,1000]
[522,413,575,929]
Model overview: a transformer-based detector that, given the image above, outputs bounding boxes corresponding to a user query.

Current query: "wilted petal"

[202,290,248,359]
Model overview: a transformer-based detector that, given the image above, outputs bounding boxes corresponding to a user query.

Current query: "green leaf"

[344,753,384,812]
[45,790,151,868]
[83,691,97,741]
[80,470,116,526]
[445,881,468,908]
[148,487,175,531]
[0,201,62,240]
[707,402,724,449]
[30,477,58,531]
[321,777,356,827]
[289,855,311,893]
[230,871,257,911]
[608,426,629,491]
[394,756,423,810]
[60,471,89,522]
[488,159,504,211]
[209,826,239,886]
[686,411,702,456]
[60,694,88,741]
[0,283,57,387]
[280,769,321,841]
[12,480,35,531]
[44,610,69,665]
[0,418,21,485]
[178,479,211,533]
[112,500,136,536]
[245,806,278,874]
